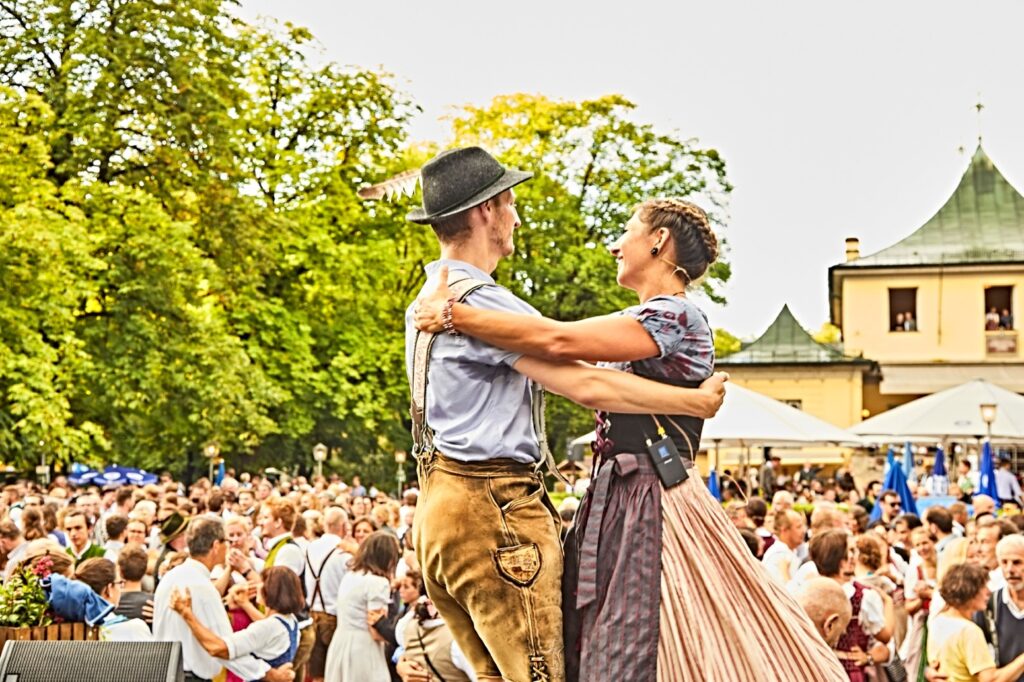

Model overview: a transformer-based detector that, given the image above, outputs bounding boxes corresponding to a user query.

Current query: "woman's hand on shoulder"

[169,587,193,616]
[413,265,453,333]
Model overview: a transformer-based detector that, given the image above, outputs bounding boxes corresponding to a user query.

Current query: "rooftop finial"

[975,94,985,145]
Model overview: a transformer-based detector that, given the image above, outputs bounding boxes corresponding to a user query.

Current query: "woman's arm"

[170,588,230,659]
[514,356,728,418]
[413,265,659,362]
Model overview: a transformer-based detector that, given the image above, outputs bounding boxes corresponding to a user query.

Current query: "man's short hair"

[894,513,922,530]
[264,498,297,531]
[115,488,134,508]
[977,517,1018,540]
[186,517,225,557]
[939,562,989,608]
[809,529,849,578]
[63,509,91,529]
[879,490,899,504]
[924,507,954,535]
[948,501,967,518]
[105,514,130,541]
[117,545,149,582]
[996,534,1024,559]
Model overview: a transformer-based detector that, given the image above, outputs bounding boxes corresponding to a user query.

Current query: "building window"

[889,288,917,332]
[984,286,1013,330]
[781,399,802,410]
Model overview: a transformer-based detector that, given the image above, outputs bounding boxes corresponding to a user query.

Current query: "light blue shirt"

[405,259,541,463]
[995,468,1022,502]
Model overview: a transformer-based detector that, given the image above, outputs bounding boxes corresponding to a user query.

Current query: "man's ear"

[823,613,842,641]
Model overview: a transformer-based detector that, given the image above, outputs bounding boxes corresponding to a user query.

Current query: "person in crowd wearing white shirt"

[900,526,939,677]
[810,529,892,678]
[975,519,1016,592]
[258,498,314,682]
[763,509,805,586]
[926,506,957,557]
[0,521,28,582]
[153,517,294,682]
[103,514,129,562]
[949,501,969,537]
[995,458,1023,507]
[171,566,305,681]
[304,506,355,682]
[3,485,24,529]
[794,577,853,648]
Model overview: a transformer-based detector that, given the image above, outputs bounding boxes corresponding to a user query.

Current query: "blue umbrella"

[976,441,1000,508]
[930,446,949,496]
[903,441,915,483]
[71,465,157,488]
[68,468,100,487]
[871,449,919,521]
[707,470,722,501]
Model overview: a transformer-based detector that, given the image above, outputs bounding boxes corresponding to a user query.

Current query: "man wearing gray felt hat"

[401,147,726,682]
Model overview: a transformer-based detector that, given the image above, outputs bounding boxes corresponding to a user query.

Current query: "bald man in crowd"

[795,577,852,647]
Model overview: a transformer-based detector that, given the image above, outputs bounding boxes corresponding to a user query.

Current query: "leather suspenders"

[409,277,571,487]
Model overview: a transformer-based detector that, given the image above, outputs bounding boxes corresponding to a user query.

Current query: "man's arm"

[513,356,727,418]
[189,583,271,680]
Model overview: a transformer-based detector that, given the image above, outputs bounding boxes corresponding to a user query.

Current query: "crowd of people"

[708,469,1024,682]
[0,471,477,682]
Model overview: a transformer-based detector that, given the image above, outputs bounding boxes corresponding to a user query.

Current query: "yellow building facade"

[830,147,1024,416]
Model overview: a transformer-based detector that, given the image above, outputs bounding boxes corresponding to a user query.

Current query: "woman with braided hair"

[413,198,844,681]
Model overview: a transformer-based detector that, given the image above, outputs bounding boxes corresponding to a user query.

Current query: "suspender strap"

[409,276,572,487]
[416,624,448,682]
[305,547,338,612]
[410,277,490,459]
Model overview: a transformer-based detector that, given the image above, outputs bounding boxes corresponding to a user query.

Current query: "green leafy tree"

[714,328,743,359]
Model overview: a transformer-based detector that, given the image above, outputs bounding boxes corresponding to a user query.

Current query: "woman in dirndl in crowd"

[414,198,846,681]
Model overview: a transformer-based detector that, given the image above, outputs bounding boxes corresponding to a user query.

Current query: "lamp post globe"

[313,442,328,479]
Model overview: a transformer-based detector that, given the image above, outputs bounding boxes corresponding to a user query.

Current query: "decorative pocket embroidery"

[494,543,542,587]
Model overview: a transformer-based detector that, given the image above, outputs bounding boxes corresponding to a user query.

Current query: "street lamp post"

[313,442,328,480]
[394,450,407,497]
[980,403,997,443]
[204,442,220,482]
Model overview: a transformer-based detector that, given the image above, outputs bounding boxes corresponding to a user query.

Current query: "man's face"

[869,483,881,499]
[64,515,90,550]
[783,514,807,548]
[257,482,272,501]
[976,527,1000,570]
[23,496,42,510]
[126,521,147,545]
[238,491,254,510]
[486,190,520,258]
[879,495,900,519]
[999,549,1024,591]
[79,495,99,517]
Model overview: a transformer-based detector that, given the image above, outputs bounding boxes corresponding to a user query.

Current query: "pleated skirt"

[565,453,847,682]
[656,473,847,682]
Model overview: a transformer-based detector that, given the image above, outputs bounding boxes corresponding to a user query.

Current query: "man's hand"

[696,372,729,418]
[263,663,295,682]
[396,657,433,682]
[923,665,947,681]
[141,599,154,624]
[413,265,454,333]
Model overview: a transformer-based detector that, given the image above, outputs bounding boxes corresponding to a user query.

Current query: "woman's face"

[353,521,374,545]
[968,585,991,613]
[609,213,661,292]
[912,533,935,561]
[399,579,419,605]
[105,568,123,608]
[227,523,248,550]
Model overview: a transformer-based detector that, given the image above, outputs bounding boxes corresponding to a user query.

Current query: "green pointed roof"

[838,146,1024,268]
[718,305,867,365]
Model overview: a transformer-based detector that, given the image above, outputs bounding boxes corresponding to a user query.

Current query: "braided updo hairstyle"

[636,198,719,285]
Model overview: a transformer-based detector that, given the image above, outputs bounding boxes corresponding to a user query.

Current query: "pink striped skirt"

[657,474,846,681]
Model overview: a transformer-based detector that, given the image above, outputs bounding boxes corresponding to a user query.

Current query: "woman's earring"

[650,246,659,256]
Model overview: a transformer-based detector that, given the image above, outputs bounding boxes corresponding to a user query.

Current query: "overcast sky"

[240,0,1024,339]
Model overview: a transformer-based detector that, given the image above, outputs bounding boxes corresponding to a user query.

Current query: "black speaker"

[0,640,183,681]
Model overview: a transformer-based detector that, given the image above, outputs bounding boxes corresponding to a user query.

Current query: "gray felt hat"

[407,147,533,224]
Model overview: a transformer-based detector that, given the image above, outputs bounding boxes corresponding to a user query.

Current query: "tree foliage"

[0,3,732,481]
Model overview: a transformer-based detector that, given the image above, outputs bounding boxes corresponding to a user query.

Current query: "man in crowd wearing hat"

[154,511,190,586]
[403,147,727,682]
